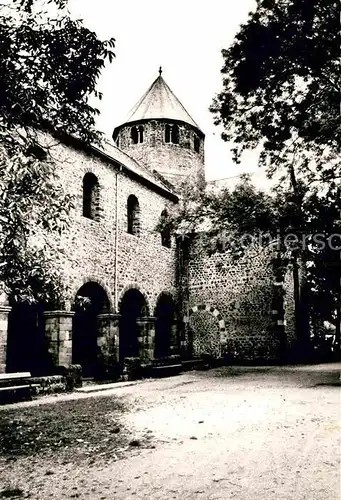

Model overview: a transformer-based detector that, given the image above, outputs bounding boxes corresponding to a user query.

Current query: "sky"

[69,0,259,181]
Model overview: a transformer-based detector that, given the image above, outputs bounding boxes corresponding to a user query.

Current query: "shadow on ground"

[208,363,341,388]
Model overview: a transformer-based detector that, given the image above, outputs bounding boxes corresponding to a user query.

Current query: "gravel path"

[0,363,340,500]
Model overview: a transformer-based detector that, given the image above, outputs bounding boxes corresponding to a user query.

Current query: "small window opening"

[165,124,179,144]
[26,144,47,161]
[83,173,100,221]
[131,125,144,144]
[127,194,140,235]
[171,124,179,144]
[165,124,171,143]
[138,125,144,143]
[194,136,200,153]
[131,126,139,144]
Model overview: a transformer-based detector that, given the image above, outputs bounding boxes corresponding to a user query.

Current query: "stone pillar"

[0,305,11,373]
[180,315,191,357]
[272,280,286,361]
[96,313,120,376]
[136,316,156,363]
[43,311,74,368]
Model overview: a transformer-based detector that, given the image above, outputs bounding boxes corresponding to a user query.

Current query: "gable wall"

[40,139,177,314]
[184,240,295,361]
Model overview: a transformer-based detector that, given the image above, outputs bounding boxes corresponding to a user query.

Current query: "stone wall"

[183,238,296,362]
[115,120,205,188]
[1,131,298,373]
[1,136,179,373]
[283,264,296,350]
[45,138,178,315]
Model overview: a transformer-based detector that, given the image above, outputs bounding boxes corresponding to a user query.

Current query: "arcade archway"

[154,293,175,358]
[119,288,148,360]
[72,282,110,377]
[6,302,47,375]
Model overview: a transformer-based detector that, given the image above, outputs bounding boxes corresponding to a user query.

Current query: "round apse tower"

[112,68,205,189]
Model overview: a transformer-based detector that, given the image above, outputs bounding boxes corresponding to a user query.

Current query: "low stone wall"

[184,240,295,362]
[31,365,83,395]
[30,375,67,395]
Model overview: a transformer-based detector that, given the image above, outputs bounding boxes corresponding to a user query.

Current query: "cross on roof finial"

[159,66,162,76]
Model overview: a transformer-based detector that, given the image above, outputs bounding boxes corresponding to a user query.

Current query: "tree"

[0,0,115,305]
[210,0,340,183]
[208,0,340,355]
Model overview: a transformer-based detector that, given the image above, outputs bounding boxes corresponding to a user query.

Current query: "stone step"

[181,359,206,371]
[75,379,145,393]
[148,364,183,378]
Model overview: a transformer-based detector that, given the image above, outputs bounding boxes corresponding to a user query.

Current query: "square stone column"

[96,313,120,376]
[180,316,192,357]
[0,305,11,373]
[136,316,156,363]
[43,311,74,368]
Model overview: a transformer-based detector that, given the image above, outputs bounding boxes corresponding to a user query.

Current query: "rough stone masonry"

[0,71,297,377]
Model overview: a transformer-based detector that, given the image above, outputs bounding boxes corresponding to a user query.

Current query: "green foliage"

[210,0,340,184]
[208,0,340,342]
[0,0,115,304]
[1,0,115,145]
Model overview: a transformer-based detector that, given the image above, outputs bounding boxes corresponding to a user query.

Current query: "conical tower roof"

[113,69,203,137]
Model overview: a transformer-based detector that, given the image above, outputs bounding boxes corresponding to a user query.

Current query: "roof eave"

[51,131,179,203]
[112,118,205,141]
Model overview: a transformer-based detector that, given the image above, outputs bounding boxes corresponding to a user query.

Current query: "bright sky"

[69,0,258,180]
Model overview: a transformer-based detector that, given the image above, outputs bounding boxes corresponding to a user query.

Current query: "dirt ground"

[0,363,340,500]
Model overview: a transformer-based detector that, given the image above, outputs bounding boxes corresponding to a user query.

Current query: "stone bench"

[0,372,39,404]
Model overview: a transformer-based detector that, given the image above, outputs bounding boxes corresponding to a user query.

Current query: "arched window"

[131,126,139,144]
[194,135,200,153]
[138,125,144,143]
[165,124,171,143]
[127,195,140,235]
[160,209,171,248]
[131,125,144,144]
[165,124,179,144]
[83,173,99,221]
[171,124,179,144]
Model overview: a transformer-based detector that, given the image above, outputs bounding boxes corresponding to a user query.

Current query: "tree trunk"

[288,162,311,361]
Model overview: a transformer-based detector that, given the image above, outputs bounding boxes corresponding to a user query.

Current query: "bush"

[122,358,141,381]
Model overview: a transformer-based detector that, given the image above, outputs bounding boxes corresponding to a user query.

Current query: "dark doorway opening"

[154,293,175,358]
[119,289,147,360]
[6,302,47,375]
[72,282,110,378]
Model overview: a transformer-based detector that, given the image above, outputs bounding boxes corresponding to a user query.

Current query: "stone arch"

[82,165,100,176]
[131,126,139,144]
[127,194,140,235]
[183,304,226,358]
[72,281,110,378]
[119,287,149,360]
[68,277,114,313]
[118,284,150,317]
[154,292,177,358]
[7,300,47,375]
[82,172,100,220]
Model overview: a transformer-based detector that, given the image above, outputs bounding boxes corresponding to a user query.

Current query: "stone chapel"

[0,70,297,378]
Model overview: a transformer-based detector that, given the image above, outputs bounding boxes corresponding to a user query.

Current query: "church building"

[0,70,297,378]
